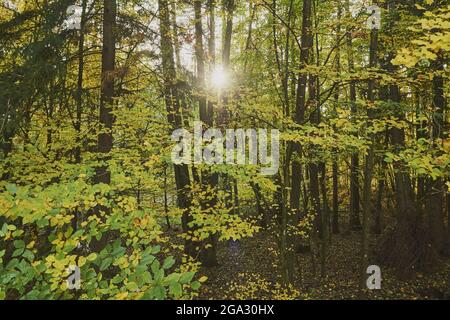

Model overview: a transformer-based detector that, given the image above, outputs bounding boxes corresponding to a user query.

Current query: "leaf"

[78,256,87,267]
[191,281,201,290]
[86,253,97,261]
[151,259,160,275]
[151,245,160,254]
[162,256,175,269]
[150,285,166,299]
[126,281,139,291]
[116,292,128,300]
[12,248,24,257]
[36,218,49,228]
[180,271,195,284]
[169,283,182,297]
[199,276,208,283]
[22,250,34,261]
[100,257,113,271]
[13,240,25,249]
[164,272,180,285]
[5,184,17,194]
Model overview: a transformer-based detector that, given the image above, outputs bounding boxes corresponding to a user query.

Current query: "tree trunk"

[96,0,116,186]
[158,0,193,257]
[359,18,378,291]
[345,0,361,231]
[194,0,218,267]
[426,56,446,253]
[74,0,87,164]
[332,0,342,234]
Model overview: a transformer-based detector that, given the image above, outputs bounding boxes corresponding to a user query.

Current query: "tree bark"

[74,0,87,164]
[359,16,378,290]
[96,0,116,186]
[332,0,342,234]
[426,56,446,253]
[158,0,193,256]
[345,0,361,230]
[194,0,218,267]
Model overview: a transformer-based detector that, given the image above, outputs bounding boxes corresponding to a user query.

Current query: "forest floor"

[197,228,450,300]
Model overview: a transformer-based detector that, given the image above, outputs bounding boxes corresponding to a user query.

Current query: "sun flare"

[210,65,228,89]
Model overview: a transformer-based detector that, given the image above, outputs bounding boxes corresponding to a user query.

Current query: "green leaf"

[151,259,160,275]
[22,250,34,261]
[151,245,160,254]
[191,281,201,290]
[169,283,182,297]
[0,224,7,236]
[126,281,139,291]
[13,240,25,249]
[141,254,155,266]
[12,248,24,257]
[150,285,166,299]
[5,184,17,194]
[162,256,175,270]
[100,257,112,271]
[179,271,195,284]
[36,218,49,228]
[164,272,180,285]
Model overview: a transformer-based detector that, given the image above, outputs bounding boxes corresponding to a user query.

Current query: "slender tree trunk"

[91,0,116,251]
[194,0,218,267]
[75,0,87,164]
[374,167,384,234]
[164,166,171,230]
[359,17,378,291]
[243,3,255,72]
[96,0,116,186]
[170,1,182,71]
[282,0,314,285]
[218,0,234,126]
[415,90,427,208]
[427,56,446,253]
[207,0,216,121]
[319,162,330,277]
[222,0,234,69]
[389,80,416,221]
[158,0,193,256]
[332,0,342,234]
[345,0,361,230]
[194,0,209,126]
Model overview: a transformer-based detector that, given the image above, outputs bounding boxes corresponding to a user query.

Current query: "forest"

[0,0,448,300]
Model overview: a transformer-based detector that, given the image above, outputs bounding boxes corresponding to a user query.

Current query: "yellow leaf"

[443,138,450,153]
[116,292,129,300]
[78,256,87,267]
[199,276,208,283]
[86,253,97,261]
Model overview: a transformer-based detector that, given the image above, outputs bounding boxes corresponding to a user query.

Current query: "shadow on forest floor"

[197,229,450,300]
